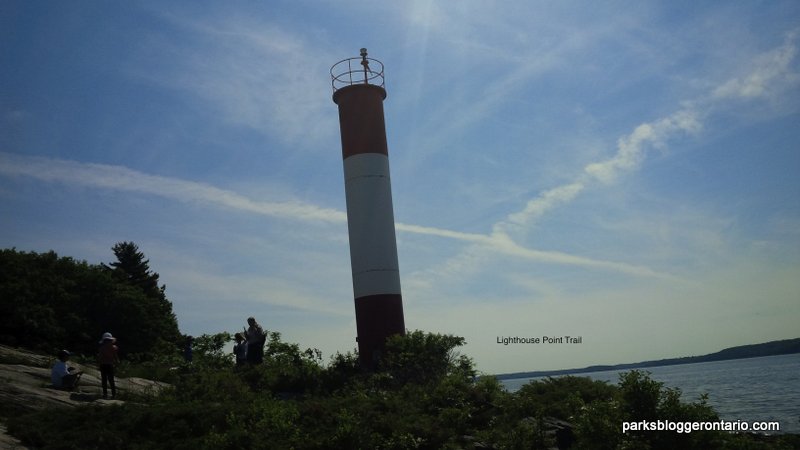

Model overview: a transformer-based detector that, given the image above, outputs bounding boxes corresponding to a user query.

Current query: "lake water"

[500,353,800,434]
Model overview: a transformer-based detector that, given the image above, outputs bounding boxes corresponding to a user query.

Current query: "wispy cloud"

[513,31,797,228]
[399,219,681,278]
[132,10,338,145]
[584,109,703,184]
[0,153,347,224]
[167,268,351,317]
[3,32,796,289]
[395,6,600,164]
[406,32,800,287]
[395,223,490,244]
[713,31,800,101]
[498,182,585,234]
[0,151,672,278]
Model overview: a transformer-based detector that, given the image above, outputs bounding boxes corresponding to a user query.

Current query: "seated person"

[51,349,83,390]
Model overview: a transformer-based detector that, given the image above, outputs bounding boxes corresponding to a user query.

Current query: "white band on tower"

[343,153,401,298]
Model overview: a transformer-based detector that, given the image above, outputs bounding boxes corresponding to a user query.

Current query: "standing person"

[51,350,83,390]
[97,332,119,399]
[233,332,248,367]
[244,317,266,364]
[183,336,194,363]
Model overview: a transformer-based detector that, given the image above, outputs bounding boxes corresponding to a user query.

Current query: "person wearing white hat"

[97,332,119,398]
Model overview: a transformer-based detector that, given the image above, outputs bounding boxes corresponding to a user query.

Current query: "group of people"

[50,332,119,399]
[233,316,267,366]
[50,317,267,396]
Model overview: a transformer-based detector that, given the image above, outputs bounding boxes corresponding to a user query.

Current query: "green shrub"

[7,335,794,450]
[573,370,722,450]
[379,330,474,387]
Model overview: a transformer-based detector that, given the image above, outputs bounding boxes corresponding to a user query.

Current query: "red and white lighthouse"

[331,49,405,368]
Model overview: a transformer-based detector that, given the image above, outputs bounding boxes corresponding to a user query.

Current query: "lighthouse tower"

[331,49,405,368]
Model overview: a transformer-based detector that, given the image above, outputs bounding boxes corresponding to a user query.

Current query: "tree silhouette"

[107,241,163,299]
[105,241,182,352]
[1,245,182,358]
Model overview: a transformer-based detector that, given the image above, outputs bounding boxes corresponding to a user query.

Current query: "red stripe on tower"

[331,49,405,369]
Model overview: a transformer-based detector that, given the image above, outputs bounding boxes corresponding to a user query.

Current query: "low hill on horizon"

[494,337,800,380]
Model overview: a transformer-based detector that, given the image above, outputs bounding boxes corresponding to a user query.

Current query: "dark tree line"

[0,242,182,359]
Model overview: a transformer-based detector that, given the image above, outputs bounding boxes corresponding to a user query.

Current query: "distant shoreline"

[492,337,800,380]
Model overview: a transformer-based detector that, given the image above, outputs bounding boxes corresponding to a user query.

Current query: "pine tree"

[105,241,182,354]
[107,241,163,299]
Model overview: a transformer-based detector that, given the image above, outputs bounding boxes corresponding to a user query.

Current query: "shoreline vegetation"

[2,246,799,449]
[2,334,799,449]
[494,338,800,381]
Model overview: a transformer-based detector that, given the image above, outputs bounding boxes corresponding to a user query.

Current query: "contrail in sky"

[0,153,348,224]
[0,151,672,278]
[2,33,795,282]
[406,31,798,284]
[496,31,798,238]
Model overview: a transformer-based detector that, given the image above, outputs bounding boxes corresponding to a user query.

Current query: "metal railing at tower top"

[331,48,385,93]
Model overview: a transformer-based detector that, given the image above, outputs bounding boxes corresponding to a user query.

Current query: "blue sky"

[2,1,798,374]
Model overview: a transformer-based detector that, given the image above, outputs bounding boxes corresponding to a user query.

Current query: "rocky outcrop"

[0,345,169,410]
[0,345,170,449]
[0,424,26,450]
